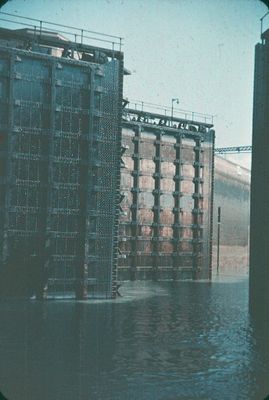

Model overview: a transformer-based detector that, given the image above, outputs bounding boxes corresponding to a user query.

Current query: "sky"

[1,0,268,167]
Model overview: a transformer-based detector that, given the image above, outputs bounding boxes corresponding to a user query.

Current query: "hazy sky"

[1,0,268,164]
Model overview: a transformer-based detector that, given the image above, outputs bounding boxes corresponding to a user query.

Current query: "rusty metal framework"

[119,108,215,281]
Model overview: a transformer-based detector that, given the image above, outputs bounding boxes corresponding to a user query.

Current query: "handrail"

[126,99,214,125]
[0,11,123,51]
[0,17,118,46]
[261,11,269,39]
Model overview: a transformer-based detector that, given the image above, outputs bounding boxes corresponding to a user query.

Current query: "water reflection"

[0,279,269,400]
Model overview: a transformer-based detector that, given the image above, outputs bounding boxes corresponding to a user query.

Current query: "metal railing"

[126,99,214,125]
[0,11,123,51]
[261,11,269,39]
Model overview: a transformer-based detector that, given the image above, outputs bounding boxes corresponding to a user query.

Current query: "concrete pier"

[249,29,269,313]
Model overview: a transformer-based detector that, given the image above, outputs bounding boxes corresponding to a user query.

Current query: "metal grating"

[0,27,123,299]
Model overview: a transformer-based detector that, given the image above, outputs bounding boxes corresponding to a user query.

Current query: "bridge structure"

[215,146,252,154]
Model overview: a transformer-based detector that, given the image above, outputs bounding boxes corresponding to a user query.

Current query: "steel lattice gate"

[0,47,123,299]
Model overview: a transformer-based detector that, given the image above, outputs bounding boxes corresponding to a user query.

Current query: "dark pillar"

[249,29,269,313]
[192,138,204,279]
[172,135,182,280]
[152,130,163,281]
[130,125,141,280]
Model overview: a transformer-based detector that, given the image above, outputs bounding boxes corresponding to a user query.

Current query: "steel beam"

[215,146,252,154]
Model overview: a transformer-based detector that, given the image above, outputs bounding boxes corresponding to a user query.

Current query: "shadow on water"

[0,279,269,399]
[248,307,269,400]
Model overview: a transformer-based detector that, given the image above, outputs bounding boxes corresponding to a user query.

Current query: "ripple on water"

[0,279,268,400]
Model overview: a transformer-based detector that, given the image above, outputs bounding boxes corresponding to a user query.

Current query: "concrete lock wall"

[212,156,250,276]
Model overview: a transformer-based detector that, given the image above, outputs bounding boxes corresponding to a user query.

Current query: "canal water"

[0,276,269,400]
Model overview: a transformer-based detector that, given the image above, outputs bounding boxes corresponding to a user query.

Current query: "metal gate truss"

[0,26,123,299]
[118,108,215,281]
